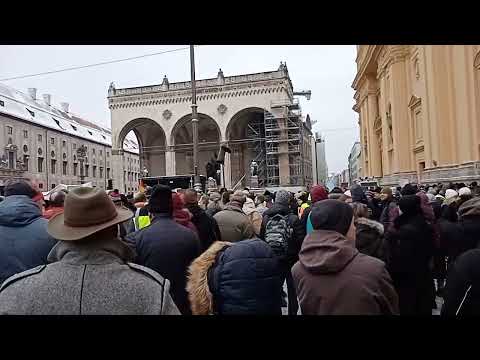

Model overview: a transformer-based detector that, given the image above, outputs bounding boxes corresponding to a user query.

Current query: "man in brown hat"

[0,187,179,315]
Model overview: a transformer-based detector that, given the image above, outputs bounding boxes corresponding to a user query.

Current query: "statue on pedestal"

[206,153,221,185]
[250,160,258,177]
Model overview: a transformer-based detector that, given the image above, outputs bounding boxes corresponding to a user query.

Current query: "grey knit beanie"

[275,190,291,206]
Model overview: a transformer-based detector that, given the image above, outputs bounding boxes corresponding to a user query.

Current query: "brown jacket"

[292,230,399,315]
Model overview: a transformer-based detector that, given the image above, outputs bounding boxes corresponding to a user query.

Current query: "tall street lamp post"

[190,45,201,191]
[77,145,87,185]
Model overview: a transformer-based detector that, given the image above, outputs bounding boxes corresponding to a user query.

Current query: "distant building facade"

[353,45,480,185]
[108,64,313,192]
[340,168,350,187]
[348,141,361,184]
[0,83,139,194]
[311,133,328,185]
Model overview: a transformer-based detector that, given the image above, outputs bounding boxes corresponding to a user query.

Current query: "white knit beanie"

[459,187,472,197]
[445,189,458,200]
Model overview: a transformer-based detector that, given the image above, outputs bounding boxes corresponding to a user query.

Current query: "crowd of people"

[0,178,478,315]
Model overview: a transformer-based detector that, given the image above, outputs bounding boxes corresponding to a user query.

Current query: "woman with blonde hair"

[350,202,385,261]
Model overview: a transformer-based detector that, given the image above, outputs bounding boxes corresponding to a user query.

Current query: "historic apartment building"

[353,45,480,185]
[108,63,313,192]
[0,83,139,194]
[348,141,361,184]
[311,132,328,185]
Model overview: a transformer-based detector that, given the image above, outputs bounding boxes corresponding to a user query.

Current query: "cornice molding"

[352,46,379,89]
[377,45,410,74]
[108,84,287,110]
[109,70,290,99]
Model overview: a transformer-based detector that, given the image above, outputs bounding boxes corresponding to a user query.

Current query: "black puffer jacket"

[385,213,435,315]
[439,217,480,269]
[126,214,201,315]
[442,248,480,316]
[186,203,221,252]
[260,204,306,267]
[187,238,283,315]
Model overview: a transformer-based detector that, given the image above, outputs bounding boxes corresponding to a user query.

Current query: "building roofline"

[109,67,293,98]
[0,82,138,154]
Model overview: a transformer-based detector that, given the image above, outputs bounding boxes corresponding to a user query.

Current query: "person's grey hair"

[49,191,66,206]
[231,190,247,204]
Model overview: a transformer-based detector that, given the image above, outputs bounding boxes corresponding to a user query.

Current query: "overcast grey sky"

[0,45,358,173]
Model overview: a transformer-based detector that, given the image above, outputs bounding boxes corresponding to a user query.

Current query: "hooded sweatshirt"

[172,193,198,234]
[0,195,57,284]
[292,229,399,315]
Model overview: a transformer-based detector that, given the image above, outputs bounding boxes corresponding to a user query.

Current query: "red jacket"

[43,206,64,220]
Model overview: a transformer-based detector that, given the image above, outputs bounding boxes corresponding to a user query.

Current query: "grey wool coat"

[0,236,180,315]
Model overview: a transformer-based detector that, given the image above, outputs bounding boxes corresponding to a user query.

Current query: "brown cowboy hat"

[48,187,133,241]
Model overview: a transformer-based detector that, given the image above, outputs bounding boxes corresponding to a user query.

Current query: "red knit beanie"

[311,185,328,203]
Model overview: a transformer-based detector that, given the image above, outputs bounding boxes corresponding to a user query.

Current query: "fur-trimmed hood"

[186,241,231,315]
[355,217,384,236]
[187,239,283,315]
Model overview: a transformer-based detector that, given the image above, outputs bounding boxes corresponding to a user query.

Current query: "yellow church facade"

[352,45,480,185]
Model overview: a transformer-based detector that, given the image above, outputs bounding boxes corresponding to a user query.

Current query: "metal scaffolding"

[230,99,313,190]
[262,101,305,187]
[245,113,266,188]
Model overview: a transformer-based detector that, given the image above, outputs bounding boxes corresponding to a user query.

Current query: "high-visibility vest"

[298,202,310,218]
[134,207,151,231]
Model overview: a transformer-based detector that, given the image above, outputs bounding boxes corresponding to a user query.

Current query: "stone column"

[111,148,124,192]
[165,148,176,176]
[389,53,413,173]
[423,46,456,167]
[224,151,232,189]
[367,90,382,177]
[451,46,476,162]
[358,113,367,177]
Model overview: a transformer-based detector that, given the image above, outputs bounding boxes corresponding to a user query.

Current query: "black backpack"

[264,214,292,258]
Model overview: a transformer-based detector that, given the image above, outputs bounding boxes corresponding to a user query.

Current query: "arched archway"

[226,107,268,188]
[117,118,167,178]
[170,113,221,176]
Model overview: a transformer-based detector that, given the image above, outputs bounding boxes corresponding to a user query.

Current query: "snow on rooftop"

[0,83,138,154]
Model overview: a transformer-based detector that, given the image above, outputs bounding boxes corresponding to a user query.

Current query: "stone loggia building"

[108,64,314,192]
[0,83,139,194]
[353,45,480,185]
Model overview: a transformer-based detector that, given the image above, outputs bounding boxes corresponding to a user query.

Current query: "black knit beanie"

[401,183,417,196]
[398,195,421,216]
[148,185,173,215]
[4,180,37,198]
[310,199,354,236]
